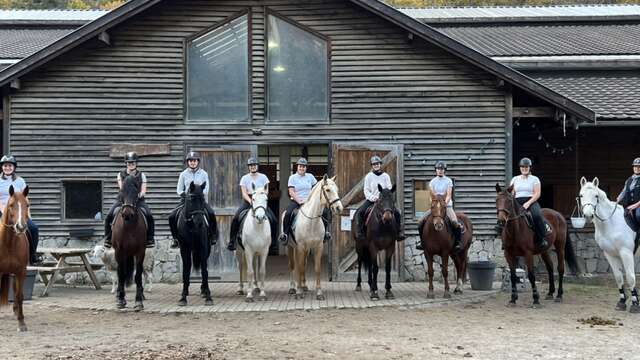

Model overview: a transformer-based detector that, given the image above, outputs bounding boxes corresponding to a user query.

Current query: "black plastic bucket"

[8,269,38,301]
[468,261,496,291]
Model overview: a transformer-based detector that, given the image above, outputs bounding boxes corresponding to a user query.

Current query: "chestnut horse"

[0,185,30,331]
[112,176,147,311]
[495,184,579,307]
[355,185,401,300]
[418,192,472,299]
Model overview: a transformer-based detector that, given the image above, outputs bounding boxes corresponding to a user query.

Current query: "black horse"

[355,184,400,300]
[177,181,214,306]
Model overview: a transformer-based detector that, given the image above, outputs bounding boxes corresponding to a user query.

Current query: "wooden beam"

[513,106,554,118]
[98,31,111,46]
[9,79,20,90]
[109,143,170,158]
[340,151,396,208]
[505,92,513,184]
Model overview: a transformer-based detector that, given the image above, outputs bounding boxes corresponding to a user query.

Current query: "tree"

[67,0,89,10]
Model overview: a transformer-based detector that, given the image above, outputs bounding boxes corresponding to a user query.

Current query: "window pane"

[268,15,328,121]
[64,181,102,220]
[187,15,249,121]
[414,180,430,218]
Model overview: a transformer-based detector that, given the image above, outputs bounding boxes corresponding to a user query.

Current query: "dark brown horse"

[112,176,147,311]
[495,184,579,307]
[418,192,473,299]
[355,184,399,300]
[0,185,30,331]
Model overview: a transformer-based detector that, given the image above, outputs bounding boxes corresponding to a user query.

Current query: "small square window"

[62,181,102,220]
[414,180,430,218]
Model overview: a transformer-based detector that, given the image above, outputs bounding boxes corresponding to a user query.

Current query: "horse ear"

[323,174,328,181]
[495,183,502,193]
[378,184,383,192]
[593,177,599,188]
[200,181,207,191]
[580,177,587,187]
[507,184,514,193]
[22,185,29,197]
[252,182,256,191]
[391,184,396,193]
[330,176,336,182]
[8,185,14,196]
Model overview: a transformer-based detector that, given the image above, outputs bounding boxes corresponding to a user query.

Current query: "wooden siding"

[7,0,506,240]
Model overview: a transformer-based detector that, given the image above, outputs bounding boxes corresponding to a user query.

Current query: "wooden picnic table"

[27,247,102,297]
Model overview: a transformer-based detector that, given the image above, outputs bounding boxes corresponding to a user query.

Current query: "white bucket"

[570,216,586,229]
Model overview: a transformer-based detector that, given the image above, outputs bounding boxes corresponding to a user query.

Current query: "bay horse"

[495,183,579,307]
[112,176,147,311]
[418,191,472,299]
[285,175,343,300]
[177,181,213,306]
[0,185,30,331]
[579,177,639,313]
[355,184,400,300]
[235,182,271,302]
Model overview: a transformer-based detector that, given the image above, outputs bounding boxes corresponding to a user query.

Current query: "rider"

[0,155,41,264]
[168,151,218,248]
[617,157,640,233]
[278,158,331,244]
[354,155,404,241]
[103,152,155,249]
[227,157,277,251]
[429,161,462,251]
[509,157,548,249]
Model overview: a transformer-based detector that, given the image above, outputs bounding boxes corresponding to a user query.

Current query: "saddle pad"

[365,206,376,227]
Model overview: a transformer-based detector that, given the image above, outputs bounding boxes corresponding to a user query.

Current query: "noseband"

[250,193,268,218]
[497,193,525,223]
[580,193,617,222]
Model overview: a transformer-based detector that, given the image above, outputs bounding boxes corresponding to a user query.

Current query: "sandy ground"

[0,284,637,360]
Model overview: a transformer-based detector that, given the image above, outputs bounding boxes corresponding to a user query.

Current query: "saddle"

[236,208,251,250]
[523,211,552,239]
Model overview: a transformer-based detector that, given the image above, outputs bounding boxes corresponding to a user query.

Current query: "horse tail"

[123,255,135,287]
[191,230,208,272]
[0,274,10,307]
[563,227,580,275]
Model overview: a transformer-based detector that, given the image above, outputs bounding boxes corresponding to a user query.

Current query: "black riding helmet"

[185,151,201,162]
[434,161,447,170]
[124,152,138,163]
[0,155,17,168]
[519,157,533,167]
[370,155,382,165]
[247,157,259,166]
[296,158,308,166]
[633,157,640,166]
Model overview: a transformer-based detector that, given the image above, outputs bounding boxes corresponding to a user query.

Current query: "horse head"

[495,183,516,227]
[3,185,30,234]
[120,176,140,222]
[429,190,447,231]
[251,182,269,223]
[377,183,396,224]
[321,175,343,215]
[579,176,603,221]
[185,181,207,229]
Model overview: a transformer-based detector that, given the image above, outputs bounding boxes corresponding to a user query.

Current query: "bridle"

[496,192,526,224]
[429,198,447,230]
[250,191,268,220]
[580,191,617,222]
[299,180,341,219]
[184,193,208,226]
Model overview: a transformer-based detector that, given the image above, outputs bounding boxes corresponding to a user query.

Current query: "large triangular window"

[267,14,329,122]
[186,14,249,122]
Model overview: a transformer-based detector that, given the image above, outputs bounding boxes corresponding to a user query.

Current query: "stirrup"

[170,239,179,249]
[415,240,424,251]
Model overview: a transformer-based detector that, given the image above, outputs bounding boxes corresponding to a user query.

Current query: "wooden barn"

[0,1,598,281]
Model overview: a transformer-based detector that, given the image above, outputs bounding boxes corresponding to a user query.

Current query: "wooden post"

[505,91,513,185]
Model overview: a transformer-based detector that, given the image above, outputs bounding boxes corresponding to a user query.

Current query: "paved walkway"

[30,281,499,313]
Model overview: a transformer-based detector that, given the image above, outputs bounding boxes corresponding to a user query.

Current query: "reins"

[580,190,618,222]
[299,180,340,220]
[497,193,527,223]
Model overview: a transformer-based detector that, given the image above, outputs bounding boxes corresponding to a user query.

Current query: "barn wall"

[7,0,506,279]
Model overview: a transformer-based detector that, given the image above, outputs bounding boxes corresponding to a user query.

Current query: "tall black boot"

[103,220,113,248]
[322,210,331,243]
[169,211,180,248]
[452,226,463,252]
[228,217,239,251]
[145,215,155,248]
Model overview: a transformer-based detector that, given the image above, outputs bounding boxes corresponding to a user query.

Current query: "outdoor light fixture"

[268,42,279,49]
[273,65,286,72]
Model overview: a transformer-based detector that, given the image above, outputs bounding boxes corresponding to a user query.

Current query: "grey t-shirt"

[240,173,269,192]
[429,176,453,206]
[288,173,317,202]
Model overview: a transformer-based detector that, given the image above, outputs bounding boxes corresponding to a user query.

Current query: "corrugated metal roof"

[0,9,108,22]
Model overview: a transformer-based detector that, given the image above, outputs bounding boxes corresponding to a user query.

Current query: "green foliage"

[0,0,125,9]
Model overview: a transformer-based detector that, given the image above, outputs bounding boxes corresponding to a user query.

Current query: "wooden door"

[329,143,404,281]
[193,145,256,281]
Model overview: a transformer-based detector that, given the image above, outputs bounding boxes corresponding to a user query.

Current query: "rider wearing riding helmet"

[168,151,218,248]
[227,157,277,251]
[428,161,462,251]
[509,157,548,249]
[0,155,41,264]
[279,157,331,243]
[354,155,404,241]
[104,152,155,248]
[617,157,640,232]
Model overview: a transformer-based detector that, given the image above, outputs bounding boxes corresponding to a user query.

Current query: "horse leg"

[287,246,296,295]
[442,253,451,299]
[384,252,394,300]
[355,254,362,292]
[426,253,435,299]
[116,259,127,309]
[258,252,268,301]
[295,246,306,299]
[178,246,190,306]
[201,256,213,306]
[453,255,464,294]
[603,252,627,310]
[13,275,27,332]
[555,238,566,303]
[134,259,144,311]
[525,253,540,307]
[110,271,117,294]
[236,249,245,296]
[539,251,555,300]
[314,243,325,301]
[370,248,380,300]
[244,250,255,302]
[505,253,518,306]
[301,249,309,292]
[619,250,639,313]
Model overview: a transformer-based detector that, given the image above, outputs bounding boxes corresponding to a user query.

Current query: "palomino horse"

[285,175,343,300]
[236,182,271,302]
[177,182,213,306]
[0,185,30,331]
[496,184,579,307]
[418,192,473,299]
[355,184,400,300]
[112,176,147,311]
[579,177,640,313]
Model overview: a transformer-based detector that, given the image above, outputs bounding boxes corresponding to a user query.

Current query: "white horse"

[235,183,271,302]
[579,177,639,313]
[284,175,343,300]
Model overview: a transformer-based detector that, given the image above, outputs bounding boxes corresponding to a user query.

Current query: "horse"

[495,183,579,307]
[176,181,213,306]
[354,184,401,300]
[0,185,30,331]
[285,175,343,300]
[418,191,473,299]
[579,177,640,313]
[235,182,271,302]
[112,176,147,311]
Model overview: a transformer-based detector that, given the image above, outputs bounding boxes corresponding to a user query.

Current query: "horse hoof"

[616,302,627,311]
[355,285,362,292]
[178,298,187,307]
[453,289,463,295]
[427,292,435,299]
[302,286,309,292]
[316,294,325,301]
[629,304,640,313]
[507,301,517,307]
[245,297,255,303]
[116,301,126,309]
[134,303,144,312]
[17,325,27,332]
[236,290,245,296]
[554,297,563,303]
[288,288,296,295]
[443,292,452,299]
[200,292,207,299]
[531,302,543,309]
[385,291,394,300]
[370,292,379,301]
[205,299,214,306]
[545,294,554,301]
[258,295,267,302]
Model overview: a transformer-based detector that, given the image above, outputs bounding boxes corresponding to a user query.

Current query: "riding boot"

[415,238,424,251]
[279,210,291,244]
[145,215,155,248]
[322,209,331,243]
[27,235,42,265]
[452,225,463,252]
[103,221,113,249]
[394,210,405,241]
[227,235,237,251]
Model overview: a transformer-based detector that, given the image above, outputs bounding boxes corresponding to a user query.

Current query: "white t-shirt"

[364,172,392,202]
[510,175,541,198]
[288,173,317,202]
[240,173,269,192]
[429,176,454,206]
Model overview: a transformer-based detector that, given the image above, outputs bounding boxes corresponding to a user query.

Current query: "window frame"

[60,179,104,224]
[183,9,253,124]
[264,9,332,124]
